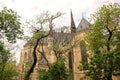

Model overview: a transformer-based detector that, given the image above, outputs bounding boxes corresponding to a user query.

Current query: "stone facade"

[17,11,119,80]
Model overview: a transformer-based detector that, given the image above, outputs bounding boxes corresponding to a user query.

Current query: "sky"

[0,0,119,63]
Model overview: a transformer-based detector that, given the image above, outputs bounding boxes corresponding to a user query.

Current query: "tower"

[70,10,76,33]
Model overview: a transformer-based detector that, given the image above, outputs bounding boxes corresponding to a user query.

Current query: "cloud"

[0,0,119,63]
[0,0,118,24]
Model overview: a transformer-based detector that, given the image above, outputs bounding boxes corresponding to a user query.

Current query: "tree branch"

[25,33,50,80]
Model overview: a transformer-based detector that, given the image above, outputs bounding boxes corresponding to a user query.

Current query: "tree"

[50,27,72,59]
[24,11,63,80]
[0,41,18,80]
[0,7,23,43]
[38,56,72,80]
[0,41,10,74]
[79,3,120,80]
[0,7,23,79]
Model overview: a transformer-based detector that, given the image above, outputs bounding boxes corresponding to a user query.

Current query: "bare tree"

[24,11,63,80]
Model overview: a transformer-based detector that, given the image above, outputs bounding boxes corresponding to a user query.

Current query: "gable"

[76,18,90,32]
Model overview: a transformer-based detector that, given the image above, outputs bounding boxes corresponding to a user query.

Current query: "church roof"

[76,18,90,32]
[24,17,90,46]
[53,32,72,44]
[40,32,72,44]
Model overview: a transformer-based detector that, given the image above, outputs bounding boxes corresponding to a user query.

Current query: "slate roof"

[53,32,72,44]
[25,18,90,45]
[39,32,72,44]
[76,18,90,32]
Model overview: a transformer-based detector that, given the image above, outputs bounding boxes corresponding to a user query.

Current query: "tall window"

[24,52,27,62]
[80,40,88,65]
[68,51,74,70]
[22,64,24,73]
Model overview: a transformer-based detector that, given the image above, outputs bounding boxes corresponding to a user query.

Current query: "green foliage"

[0,7,23,80]
[0,7,23,43]
[38,57,72,80]
[30,31,45,45]
[80,50,120,80]
[38,69,49,80]
[0,61,19,80]
[85,3,120,52]
[0,41,18,80]
[0,41,10,64]
[80,3,120,80]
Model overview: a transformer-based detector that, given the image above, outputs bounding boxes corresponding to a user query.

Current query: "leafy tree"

[0,42,10,64]
[0,41,10,77]
[79,3,120,80]
[0,42,18,80]
[38,57,72,80]
[0,7,23,43]
[0,61,19,80]
[38,69,49,80]
[86,3,120,52]
[0,7,23,79]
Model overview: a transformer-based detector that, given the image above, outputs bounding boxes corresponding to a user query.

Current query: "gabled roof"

[76,18,90,32]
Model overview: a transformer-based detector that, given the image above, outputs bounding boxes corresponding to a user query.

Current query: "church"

[17,11,91,80]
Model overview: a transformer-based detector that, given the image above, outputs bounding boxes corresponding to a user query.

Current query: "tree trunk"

[1,63,6,80]
[106,74,112,80]
[24,39,38,80]
[107,30,112,51]
[105,18,112,52]
[24,33,49,80]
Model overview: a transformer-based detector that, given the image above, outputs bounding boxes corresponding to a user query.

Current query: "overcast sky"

[0,0,119,26]
[0,0,119,63]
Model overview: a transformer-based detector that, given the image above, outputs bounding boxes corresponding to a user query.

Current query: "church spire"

[70,10,76,33]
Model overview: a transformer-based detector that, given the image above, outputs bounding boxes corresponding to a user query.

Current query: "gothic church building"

[17,11,90,80]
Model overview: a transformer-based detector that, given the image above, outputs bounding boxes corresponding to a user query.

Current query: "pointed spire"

[70,10,76,33]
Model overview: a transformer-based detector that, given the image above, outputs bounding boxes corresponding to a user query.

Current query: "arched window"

[39,55,47,65]
[80,40,88,65]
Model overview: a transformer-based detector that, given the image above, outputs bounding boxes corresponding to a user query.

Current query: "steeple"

[70,10,76,33]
